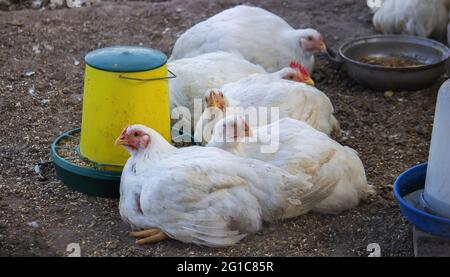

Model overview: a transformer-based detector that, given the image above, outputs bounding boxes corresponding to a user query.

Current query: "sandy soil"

[0,0,445,256]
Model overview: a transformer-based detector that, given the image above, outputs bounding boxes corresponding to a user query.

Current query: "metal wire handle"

[118,69,176,81]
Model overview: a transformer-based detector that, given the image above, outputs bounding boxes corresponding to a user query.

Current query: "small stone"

[384,90,394,98]
[27,221,39,228]
[31,0,42,9]
[23,71,35,77]
[162,27,171,34]
[28,86,36,96]
[69,94,82,104]
[32,45,41,54]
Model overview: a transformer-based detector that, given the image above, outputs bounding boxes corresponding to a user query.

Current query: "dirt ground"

[0,0,445,257]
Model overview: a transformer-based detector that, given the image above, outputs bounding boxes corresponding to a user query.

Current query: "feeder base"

[413,226,450,257]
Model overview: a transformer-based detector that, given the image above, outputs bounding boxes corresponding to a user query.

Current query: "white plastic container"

[424,79,450,218]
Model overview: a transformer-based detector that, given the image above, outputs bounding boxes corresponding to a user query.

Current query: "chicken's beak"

[212,100,224,110]
[319,41,327,53]
[209,93,225,111]
[115,136,128,146]
[304,76,315,87]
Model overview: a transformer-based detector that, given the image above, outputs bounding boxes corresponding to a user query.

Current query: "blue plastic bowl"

[394,163,450,238]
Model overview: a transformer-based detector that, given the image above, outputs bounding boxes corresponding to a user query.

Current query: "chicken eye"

[289,75,294,80]
[307,36,313,41]
[134,132,139,137]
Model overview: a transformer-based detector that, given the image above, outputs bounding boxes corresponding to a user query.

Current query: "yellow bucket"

[80,46,172,169]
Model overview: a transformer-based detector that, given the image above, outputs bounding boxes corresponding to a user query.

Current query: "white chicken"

[207,116,373,214]
[115,124,337,247]
[168,52,314,132]
[372,0,450,43]
[169,5,326,73]
[194,65,339,144]
[168,51,266,112]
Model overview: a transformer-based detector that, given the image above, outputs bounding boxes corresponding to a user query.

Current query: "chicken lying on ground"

[194,65,339,144]
[168,52,265,112]
[169,5,326,73]
[169,53,314,132]
[372,0,450,43]
[207,116,373,214]
[116,124,338,246]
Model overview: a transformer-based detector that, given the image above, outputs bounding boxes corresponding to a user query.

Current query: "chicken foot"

[129,228,168,245]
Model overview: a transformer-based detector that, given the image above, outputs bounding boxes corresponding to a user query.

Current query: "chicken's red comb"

[289,61,310,77]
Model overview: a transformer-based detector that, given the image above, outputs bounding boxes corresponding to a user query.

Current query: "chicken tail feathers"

[331,116,341,137]
[282,148,339,218]
[175,219,248,247]
[296,175,339,213]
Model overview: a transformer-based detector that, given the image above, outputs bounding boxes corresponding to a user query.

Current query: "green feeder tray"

[51,128,122,198]
[51,127,197,198]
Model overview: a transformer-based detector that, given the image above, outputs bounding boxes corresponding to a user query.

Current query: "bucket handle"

[118,69,177,81]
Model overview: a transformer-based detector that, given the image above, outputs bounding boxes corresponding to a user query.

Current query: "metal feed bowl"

[326,35,450,91]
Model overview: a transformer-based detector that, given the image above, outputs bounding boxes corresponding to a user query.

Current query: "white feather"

[207,117,373,214]
[168,51,265,111]
[194,72,340,143]
[373,0,449,41]
[169,5,321,73]
[119,125,331,247]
